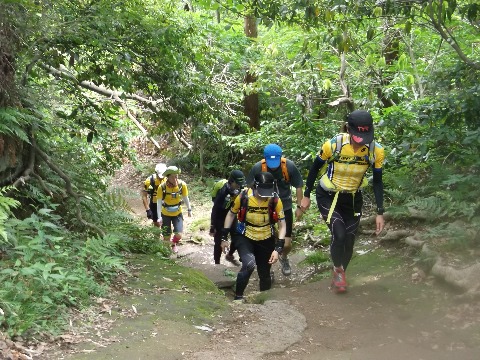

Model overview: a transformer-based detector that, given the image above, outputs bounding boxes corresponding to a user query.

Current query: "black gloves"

[275,239,285,255]
[146,209,153,219]
[221,228,230,242]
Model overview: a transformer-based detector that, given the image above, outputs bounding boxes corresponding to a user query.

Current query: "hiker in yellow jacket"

[156,166,191,253]
[221,172,286,302]
[301,110,385,293]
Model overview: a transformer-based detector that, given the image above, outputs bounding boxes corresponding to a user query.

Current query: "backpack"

[261,157,290,183]
[211,179,228,201]
[148,174,161,201]
[160,180,184,203]
[237,189,279,226]
[318,133,376,185]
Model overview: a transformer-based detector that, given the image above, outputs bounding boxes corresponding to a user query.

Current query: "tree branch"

[32,141,105,237]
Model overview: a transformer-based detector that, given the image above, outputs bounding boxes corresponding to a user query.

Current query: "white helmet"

[155,163,167,177]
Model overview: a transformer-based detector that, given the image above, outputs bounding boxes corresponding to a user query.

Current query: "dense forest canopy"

[0,0,479,339]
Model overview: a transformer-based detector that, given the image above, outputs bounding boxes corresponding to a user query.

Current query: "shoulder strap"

[261,159,267,172]
[149,175,156,197]
[327,134,344,163]
[280,157,289,183]
[367,140,376,166]
[237,190,249,223]
[261,158,290,183]
[268,195,279,224]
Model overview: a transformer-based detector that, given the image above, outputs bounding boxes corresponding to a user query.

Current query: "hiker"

[246,144,304,276]
[300,110,385,293]
[142,163,167,227]
[210,170,246,265]
[221,172,286,301]
[156,166,191,253]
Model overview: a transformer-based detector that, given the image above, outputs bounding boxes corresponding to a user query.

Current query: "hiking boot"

[331,267,347,293]
[279,256,292,276]
[171,243,178,253]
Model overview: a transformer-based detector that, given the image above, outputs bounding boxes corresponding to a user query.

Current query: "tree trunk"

[243,15,260,130]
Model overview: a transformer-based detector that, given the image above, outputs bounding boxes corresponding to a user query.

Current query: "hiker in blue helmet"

[246,144,304,277]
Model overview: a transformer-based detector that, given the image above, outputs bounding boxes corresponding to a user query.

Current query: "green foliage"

[300,250,330,269]
[0,187,20,241]
[0,209,110,336]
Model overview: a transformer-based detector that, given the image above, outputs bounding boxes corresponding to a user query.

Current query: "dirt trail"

[43,176,480,360]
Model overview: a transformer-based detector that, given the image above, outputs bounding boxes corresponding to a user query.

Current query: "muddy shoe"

[331,267,347,293]
[279,256,292,276]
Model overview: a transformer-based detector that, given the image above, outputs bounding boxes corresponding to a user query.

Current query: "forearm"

[223,211,236,230]
[182,196,191,211]
[304,156,324,197]
[372,169,384,210]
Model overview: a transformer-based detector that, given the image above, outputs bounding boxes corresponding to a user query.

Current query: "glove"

[146,209,153,219]
[220,228,230,242]
[275,239,285,255]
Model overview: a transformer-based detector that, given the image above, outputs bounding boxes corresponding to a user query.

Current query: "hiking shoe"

[171,243,178,253]
[331,267,347,293]
[232,296,244,304]
[279,256,292,276]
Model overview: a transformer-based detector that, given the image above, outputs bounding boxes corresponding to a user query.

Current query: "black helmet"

[254,172,275,197]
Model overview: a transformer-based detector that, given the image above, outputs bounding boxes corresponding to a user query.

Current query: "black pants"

[233,235,275,297]
[316,187,362,270]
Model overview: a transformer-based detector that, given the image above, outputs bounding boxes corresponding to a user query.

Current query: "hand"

[154,220,162,228]
[220,240,229,254]
[300,197,311,211]
[295,206,304,221]
[375,214,385,235]
[146,209,153,219]
[209,225,216,237]
[268,250,280,264]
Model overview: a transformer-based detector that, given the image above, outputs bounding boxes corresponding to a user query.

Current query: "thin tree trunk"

[243,15,260,130]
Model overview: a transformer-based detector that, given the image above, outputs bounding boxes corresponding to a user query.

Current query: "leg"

[254,237,275,291]
[279,208,293,276]
[342,191,362,270]
[234,236,255,298]
[170,214,184,253]
[213,230,223,264]
[150,203,160,227]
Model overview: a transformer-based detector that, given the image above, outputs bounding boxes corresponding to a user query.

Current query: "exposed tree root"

[363,215,480,298]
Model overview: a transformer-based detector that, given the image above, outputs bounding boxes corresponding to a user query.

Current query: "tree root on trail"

[361,216,480,299]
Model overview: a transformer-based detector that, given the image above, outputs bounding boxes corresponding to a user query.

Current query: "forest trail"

[42,169,480,360]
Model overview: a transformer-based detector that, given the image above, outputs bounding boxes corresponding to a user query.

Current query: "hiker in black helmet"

[210,170,246,265]
[301,110,386,293]
[221,172,286,302]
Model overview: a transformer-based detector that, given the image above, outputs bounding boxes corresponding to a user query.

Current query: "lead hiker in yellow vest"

[246,144,304,277]
[142,163,167,227]
[156,166,191,253]
[301,110,385,293]
[221,172,286,302]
